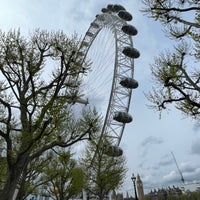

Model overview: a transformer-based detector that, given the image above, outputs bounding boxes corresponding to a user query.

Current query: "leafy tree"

[80,134,127,200]
[142,0,200,120]
[16,108,100,200]
[0,29,99,200]
[16,153,55,200]
[0,157,7,189]
[38,150,84,200]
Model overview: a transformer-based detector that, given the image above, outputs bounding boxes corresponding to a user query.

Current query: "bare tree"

[141,0,200,120]
[0,29,98,200]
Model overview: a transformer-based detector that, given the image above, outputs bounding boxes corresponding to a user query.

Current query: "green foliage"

[142,0,200,120]
[38,150,84,200]
[80,133,127,200]
[0,28,101,199]
[67,168,84,196]
[17,108,101,199]
[0,157,7,190]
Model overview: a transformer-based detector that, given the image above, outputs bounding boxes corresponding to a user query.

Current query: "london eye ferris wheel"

[72,4,140,158]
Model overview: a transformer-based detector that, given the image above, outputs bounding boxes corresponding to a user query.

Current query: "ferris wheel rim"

[79,4,139,154]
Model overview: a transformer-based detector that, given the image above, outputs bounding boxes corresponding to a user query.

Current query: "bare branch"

[151,6,200,13]
[170,15,200,28]
[29,128,91,161]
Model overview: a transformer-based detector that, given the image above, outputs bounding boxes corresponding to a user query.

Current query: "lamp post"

[131,173,138,200]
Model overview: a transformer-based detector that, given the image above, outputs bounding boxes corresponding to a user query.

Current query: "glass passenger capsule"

[120,77,139,89]
[113,112,133,123]
[104,145,123,157]
[122,47,140,59]
[122,25,138,36]
[118,10,132,21]
[101,8,109,13]
[107,4,114,11]
[91,22,99,29]
[113,4,126,12]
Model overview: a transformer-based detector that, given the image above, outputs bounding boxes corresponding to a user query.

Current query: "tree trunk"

[16,167,28,200]
[0,155,28,200]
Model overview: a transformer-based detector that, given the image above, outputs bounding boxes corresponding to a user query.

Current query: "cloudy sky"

[0,0,199,196]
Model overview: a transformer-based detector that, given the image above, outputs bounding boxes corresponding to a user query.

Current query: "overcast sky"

[0,0,199,196]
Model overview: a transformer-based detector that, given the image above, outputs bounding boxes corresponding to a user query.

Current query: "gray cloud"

[184,168,200,183]
[159,163,200,188]
[138,136,164,159]
[140,136,163,147]
[139,154,173,176]
[162,167,200,187]
[158,154,173,166]
[191,139,200,155]
[142,161,200,192]
[162,171,181,185]
[179,162,200,183]
[181,162,197,173]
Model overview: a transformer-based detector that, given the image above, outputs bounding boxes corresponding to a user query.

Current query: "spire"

[136,174,144,200]
[137,174,141,181]
[126,191,129,198]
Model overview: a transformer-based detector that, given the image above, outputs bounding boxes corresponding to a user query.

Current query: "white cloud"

[180,161,197,173]
[163,171,180,183]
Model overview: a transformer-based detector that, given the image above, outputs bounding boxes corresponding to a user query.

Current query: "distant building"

[25,195,51,200]
[147,186,183,200]
[112,191,123,200]
[136,174,144,200]
[123,191,134,200]
[124,197,134,200]
[111,191,132,200]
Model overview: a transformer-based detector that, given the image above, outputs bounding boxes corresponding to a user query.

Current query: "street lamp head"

[131,173,136,182]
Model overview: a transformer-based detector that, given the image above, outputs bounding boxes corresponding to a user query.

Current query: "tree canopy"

[0,29,99,200]
[142,0,200,120]
[80,133,127,200]
[38,150,84,200]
